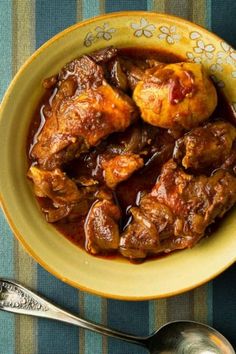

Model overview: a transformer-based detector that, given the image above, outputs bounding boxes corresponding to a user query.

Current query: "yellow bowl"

[0,12,236,300]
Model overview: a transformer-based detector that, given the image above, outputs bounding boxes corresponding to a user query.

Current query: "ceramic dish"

[0,12,235,300]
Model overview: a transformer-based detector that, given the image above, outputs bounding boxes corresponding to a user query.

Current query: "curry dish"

[27,46,236,261]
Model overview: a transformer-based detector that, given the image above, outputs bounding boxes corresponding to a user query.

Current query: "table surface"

[0,0,236,353]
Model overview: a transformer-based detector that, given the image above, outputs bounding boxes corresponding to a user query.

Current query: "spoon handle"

[0,279,146,347]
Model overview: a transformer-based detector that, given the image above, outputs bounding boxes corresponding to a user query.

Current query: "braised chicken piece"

[133,62,217,130]
[28,166,82,204]
[85,199,121,254]
[120,207,160,259]
[31,54,138,170]
[101,153,144,189]
[28,166,95,222]
[120,160,236,259]
[173,121,236,171]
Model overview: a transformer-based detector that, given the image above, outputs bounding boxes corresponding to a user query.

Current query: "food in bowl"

[27,46,236,262]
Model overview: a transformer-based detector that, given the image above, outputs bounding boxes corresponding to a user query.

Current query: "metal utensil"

[0,279,234,353]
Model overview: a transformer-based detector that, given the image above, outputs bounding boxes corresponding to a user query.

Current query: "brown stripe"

[99,0,105,15]
[193,285,208,323]
[12,0,36,353]
[152,0,166,13]
[12,0,35,75]
[155,299,168,329]
[14,243,37,354]
[192,0,207,27]
[167,291,194,321]
[164,0,193,21]
[76,0,83,22]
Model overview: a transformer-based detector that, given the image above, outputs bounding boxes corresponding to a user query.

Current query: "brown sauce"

[27,47,236,261]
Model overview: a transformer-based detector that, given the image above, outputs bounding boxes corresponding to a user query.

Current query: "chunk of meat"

[58,55,104,94]
[101,153,144,189]
[31,78,138,169]
[173,121,236,170]
[120,207,160,259]
[28,166,95,222]
[89,46,117,64]
[85,200,121,254]
[133,62,217,130]
[120,159,236,259]
[28,166,82,206]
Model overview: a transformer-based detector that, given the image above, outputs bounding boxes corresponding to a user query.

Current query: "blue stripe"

[83,294,103,354]
[35,1,79,353]
[82,0,100,19]
[105,0,147,12]
[35,0,77,47]
[0,1,15,353]
[211,0,236,47]
[37,267,79,354]
[213,265,236,349]
[107,300,148,354]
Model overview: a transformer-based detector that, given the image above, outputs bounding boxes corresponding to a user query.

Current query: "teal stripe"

[206,0,212,30]
[0,0,12,101]
[81,2,103,352]
[82,0,100,19]
[147,0,153,11]
[105,0,147,12]
[211,0,236,46]
[207,282,213,325]
[0,214,15,354]
[0,1,15,353]
[37,267,80,354]
[84,294,103,354]
[35,1,80,353]
[213,265,236,348]
[107,300,148,354]
[35,0,77,47]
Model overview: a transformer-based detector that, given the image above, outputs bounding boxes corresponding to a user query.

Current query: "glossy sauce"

[27,47,236,260]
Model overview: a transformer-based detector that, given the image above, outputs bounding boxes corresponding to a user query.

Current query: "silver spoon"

[0,279,234,353]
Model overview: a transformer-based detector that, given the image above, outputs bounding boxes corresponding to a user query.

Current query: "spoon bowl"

[0,279,234,353]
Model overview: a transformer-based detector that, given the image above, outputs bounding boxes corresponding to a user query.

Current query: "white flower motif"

[218,42,236,66]
[210,63,223,72]
[211,75,225,88]
[95,23,116,40]
[83,23,116,47]
[193,40,215,60]
[84,32,94,47]
[232,71,236,78]
[189,31,201,40]
[186,52,202,64]
[158,26,181,44]
[130,18,156,38]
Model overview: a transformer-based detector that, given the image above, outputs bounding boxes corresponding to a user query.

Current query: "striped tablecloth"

[0,1,236,353]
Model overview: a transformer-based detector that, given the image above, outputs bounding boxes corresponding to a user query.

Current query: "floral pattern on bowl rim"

[83,16,236,112]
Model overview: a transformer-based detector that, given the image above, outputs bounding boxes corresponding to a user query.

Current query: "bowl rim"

[0,11,235,300]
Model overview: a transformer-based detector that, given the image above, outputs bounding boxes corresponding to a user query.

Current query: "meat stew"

[27,46,236,261]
